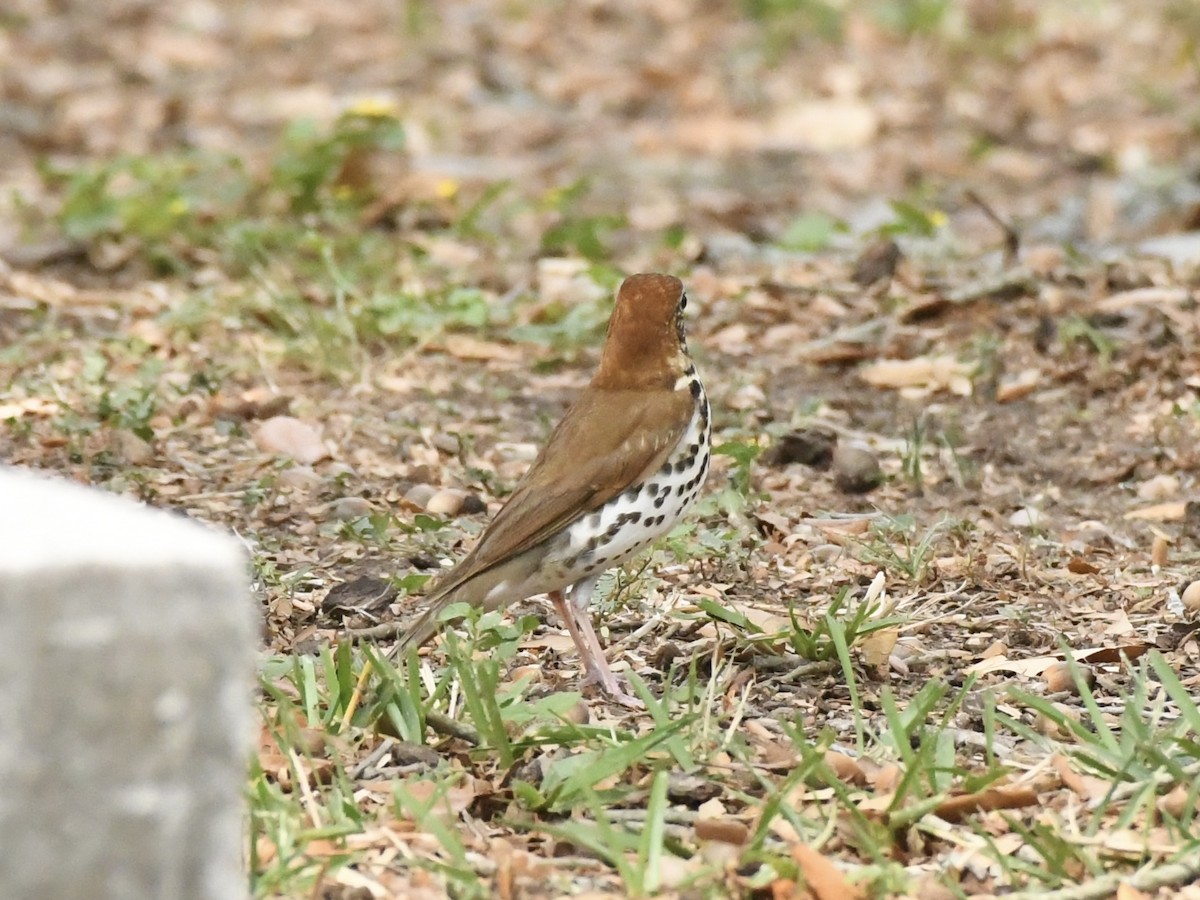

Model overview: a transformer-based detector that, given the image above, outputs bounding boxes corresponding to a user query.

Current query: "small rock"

[1009,506,1044,529]
[278,465,321,491]
[329,497,372,521]
[762,427,837,469]
[426,488,467,516]
[321,576,397,614]
[1182,580,1200,613]
[832,444,882,494]
[461,493,487,515]
[431,432,460,455]
[254,416,330,464]
[495,442,539,462]
[508,665,544,687]
[407,553,439,570]
[809,543,844,564]
[111,430,153,465]
[391,741,441,768]
[667,774,722,805]
[1138,474,1180,502]
[1043,661,1094,695]
[852,236,901,287]
[403,484,437,509]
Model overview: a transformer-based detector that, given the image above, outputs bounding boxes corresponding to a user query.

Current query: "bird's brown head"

[593,274,691,390]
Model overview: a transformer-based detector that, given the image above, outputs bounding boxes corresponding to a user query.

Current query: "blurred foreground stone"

[0,467,255,900]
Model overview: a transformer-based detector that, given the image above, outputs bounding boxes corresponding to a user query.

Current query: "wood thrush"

[395,273,710,706]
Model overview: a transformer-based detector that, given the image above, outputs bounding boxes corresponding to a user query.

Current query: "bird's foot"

[581,666,645,711]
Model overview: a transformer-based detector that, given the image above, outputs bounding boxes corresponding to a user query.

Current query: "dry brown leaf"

[792,844,864,900]
[967,642,1149,675]
[0,397,59,420]
[979,640,1008,659]
[694,817,750,845]
[1052,754,1113,803]
[1066,556,1100,575]
[398,777,477,818]
[872,764,902,794]
[440,334,523,362]
[858,355,972,396]
[1156,783,1191,819]
[859,627,898,670]
[934,786,1039,823]
[996,368,1041,402]
[1124,501,1187,522]
[824,750,867,787]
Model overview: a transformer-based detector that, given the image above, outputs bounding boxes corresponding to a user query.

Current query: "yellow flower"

[346,98,397,119]
[435,179,459,199]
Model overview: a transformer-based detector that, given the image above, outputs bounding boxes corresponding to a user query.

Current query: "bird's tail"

[388,600,446,659]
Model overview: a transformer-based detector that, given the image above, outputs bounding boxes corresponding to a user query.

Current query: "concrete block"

[0,466,256,900]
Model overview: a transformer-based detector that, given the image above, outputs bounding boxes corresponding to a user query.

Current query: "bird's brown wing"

[425,386,694,602]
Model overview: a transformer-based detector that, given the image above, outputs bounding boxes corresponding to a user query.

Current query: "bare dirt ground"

[3,1,1200,897]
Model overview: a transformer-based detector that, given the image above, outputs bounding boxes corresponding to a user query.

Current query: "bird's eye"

[680,293,688,310]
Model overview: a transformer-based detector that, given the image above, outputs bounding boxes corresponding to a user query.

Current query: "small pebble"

[426,488,467,516]
[112,431,153,466]
[1043,661,1094,695]
[403,484,437,509]
[852,236,902,288]
[461,493,487,515]
[1182,580,1200,613]
[832,444,882,494]
[329,497,372,521]
[762,427,837,469]
[1138,474,1180,502]
[1009,507,1044,529]
[431,432,460,455]
[809,543,844,564]
[278,465,321,491]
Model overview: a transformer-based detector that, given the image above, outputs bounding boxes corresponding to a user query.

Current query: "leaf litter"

[3,1,1200,897]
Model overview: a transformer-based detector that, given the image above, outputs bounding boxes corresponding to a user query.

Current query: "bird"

[392,273,711,707]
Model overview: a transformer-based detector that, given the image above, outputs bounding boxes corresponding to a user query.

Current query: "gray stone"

[0,467,255,900]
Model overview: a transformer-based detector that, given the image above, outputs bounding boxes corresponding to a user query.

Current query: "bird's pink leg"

[549,586,643,709]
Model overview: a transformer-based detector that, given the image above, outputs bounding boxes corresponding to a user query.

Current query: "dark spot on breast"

[690,379,702,399]
[623,487,639,502]
[588,513,602,529]
[654,494,666,509]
